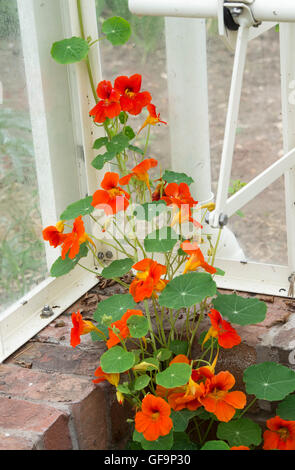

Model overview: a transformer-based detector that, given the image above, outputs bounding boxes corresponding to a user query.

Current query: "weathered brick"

[71,384,109,450]
[0,431,38,450]
[0,397,72,450]
[6,342,104,377]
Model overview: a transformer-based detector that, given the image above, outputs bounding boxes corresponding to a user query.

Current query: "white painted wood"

[280,24,295,274]
[129,0,295,22]
[165,17,213,203]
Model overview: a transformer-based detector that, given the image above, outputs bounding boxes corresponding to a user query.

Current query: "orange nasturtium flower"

[91,172,130,216]
[119,158,158,197]
[42,220,66,248]
[202,309,241,349]
[129,258,168,303]
[89,80,121,123]
[135,394,173,441]
[107,309,144,349]
[230,446,250,450]
[181,240,217,275]
[61,216,95,260]
[138,103,167,134]
[263,416,295,450]
[114,74,152,115]
[198,371,246,422]
[161,183,202,229]
[70,311,104,348]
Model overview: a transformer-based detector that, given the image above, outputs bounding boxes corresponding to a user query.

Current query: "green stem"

[144,299,157,353]
[239,397,257,419]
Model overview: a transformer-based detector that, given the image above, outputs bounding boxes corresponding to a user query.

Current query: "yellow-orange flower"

[181,240,216,275]
[129,258,168,303]
[92,366,120,387]
[61,216,95,260]
[70,311,104,348]
[107,309,144,349]
[263,416,295,450]
[138,103,167,134]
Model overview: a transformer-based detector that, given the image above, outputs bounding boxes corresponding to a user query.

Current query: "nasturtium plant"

[44,9,295,451]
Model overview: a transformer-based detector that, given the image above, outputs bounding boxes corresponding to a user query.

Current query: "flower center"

[108,187,123,199]
[151,411,160,421]
[125,88,135,98]
[278,427,289,441]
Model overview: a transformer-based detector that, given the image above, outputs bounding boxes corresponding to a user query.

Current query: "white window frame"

[0,0,104,362]
[130,0,295,299]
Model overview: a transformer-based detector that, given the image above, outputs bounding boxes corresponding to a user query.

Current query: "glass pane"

[96,0,170,172]
[0,0,47,313]
[207,24,288,265]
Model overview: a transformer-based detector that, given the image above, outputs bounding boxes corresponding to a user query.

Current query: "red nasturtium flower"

[119,158,158,197]
[107,309,144,349]
[91,172,130,215]
[202,309,241,349]
[60,216,95,260]
[92,366,120,387]
[198,371,246,422]
[114,74,151,115]
[129,258,168,303]
[89,80,121,123]
[135,394,173,441]
[181,240,216,275]
[138,103,167,134]
[70,311,104,348]
[263,416,295,450]
[161,183,202,228]
[42,220,66,248]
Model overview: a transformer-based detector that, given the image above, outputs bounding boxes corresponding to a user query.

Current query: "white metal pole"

[165,18,213,203]
[129,0,295,22]
[280,24,295,274]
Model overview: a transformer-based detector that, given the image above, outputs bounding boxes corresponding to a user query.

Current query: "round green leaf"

[100,346,135,374]
[134,375,150,391]
[217,418,262,447]
[101,258,133,279]
[243,362,295,401]
[60,196,94,220]
[50,243,88,277]
[93,137,108,150]
[141,430,173,451]
[212,292,267,326]
[170,340,189,356]
[93,294,136,337]
[51,37,89,64]
[158,272,217,309]
[156,363,191,389]
[127,315,149,338]
[201,440,230,450]
[162,170,194,186]
[91,150,117,170]
[276,394,295,420]
[106,132,130,153]
[133,201,167,221]
[144,226,178,253]
[102,16,131,46]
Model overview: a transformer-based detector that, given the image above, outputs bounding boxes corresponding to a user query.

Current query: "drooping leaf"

[128,144,144,155]
[201,440,230,450]
[123,126,135,140]
[100,346,135,373]
[243,362,295,401]
[106,132,130,154]
[102,16,131,46]
[144,226,178,253]
[162,170,194,186]
[91,150,117,170]
[127,315,149,338]
[51,37,89,64]
[158,272,216,309]
[101,258,133,279]
[156,363,191,389]
[50,243,88,277]
[156,348,172,362]
[170,410,199,432]
[212,292,267,326]
[276,394,295,420]
[217,418,262,447]
[60,196,94,220]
